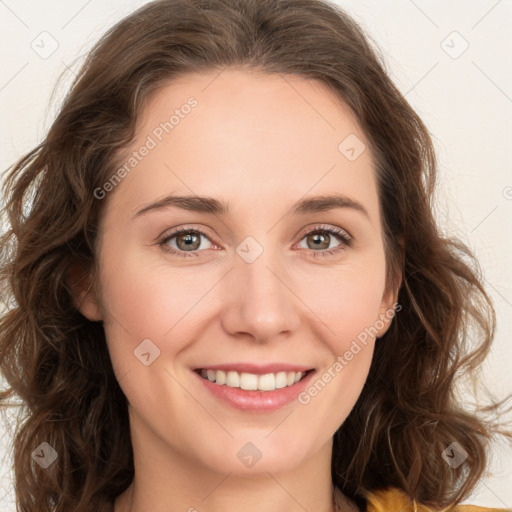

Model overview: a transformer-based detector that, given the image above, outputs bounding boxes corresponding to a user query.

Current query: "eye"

[295,225,352,258]
[158,227,215,258]
[157,224,352,259]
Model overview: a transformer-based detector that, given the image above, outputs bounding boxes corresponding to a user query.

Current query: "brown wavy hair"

[1,0,510,511]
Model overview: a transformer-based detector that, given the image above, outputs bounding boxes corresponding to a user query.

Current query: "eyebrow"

[132,193,370,220]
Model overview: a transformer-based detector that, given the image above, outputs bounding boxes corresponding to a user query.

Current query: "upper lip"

[194,363,314,375]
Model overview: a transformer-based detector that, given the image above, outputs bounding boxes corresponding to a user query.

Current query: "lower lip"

[194,370,315,412]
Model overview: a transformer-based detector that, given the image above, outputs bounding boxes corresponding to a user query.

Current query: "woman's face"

[79,69,398,476]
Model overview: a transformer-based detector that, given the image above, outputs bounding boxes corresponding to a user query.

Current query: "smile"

[197,368,311,391]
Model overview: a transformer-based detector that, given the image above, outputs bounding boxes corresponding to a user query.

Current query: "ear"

[375,235,404,338]
[66,261,103,322]
[375,269,402,339]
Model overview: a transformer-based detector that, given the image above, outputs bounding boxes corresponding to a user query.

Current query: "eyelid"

[157,226,217,255]
[157,224,217,244]
[157,223,353,258]
[293,223,352,242]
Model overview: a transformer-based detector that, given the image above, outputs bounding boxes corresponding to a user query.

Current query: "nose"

[220,247,301,344]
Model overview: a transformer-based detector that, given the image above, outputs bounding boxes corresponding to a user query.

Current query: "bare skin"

[71,68,399,512]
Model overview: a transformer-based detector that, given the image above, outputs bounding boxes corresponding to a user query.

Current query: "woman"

[0,1,510,511]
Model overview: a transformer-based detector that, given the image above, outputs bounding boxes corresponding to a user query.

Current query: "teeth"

[240,372,258,390]
[258,373,275,391]
[226,371,240,387]
[216,370,226,385]
[275,371,288,389]
[199,369,307,391]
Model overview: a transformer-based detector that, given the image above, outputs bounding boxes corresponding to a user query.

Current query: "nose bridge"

[221,236,300,342]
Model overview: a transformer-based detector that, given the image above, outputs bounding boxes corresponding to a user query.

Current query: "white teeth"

[216,369,226,385]
[258,373,276,391]
[275,371,288,389]
[199,369,307,391]
[240,372,258,390]
[226,371,240,387]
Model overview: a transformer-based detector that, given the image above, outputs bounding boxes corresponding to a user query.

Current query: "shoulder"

[364,487,511,512]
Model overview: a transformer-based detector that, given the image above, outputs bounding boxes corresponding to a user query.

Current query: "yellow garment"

[365,487,511,512]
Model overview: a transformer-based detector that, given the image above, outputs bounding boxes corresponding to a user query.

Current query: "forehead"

[105,68,379,222]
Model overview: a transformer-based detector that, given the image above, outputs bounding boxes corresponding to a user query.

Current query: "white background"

[0,0,511,509]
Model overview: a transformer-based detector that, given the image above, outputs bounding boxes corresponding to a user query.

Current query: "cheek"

[293,256,387,350]
[95,249,204,381]
[98,247,208,336]
[295,263,385,426]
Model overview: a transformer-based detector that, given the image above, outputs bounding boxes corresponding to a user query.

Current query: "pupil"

[311,233,328,249]
[180,233,198,250]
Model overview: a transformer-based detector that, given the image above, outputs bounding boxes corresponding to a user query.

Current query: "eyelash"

[157,225,353,259]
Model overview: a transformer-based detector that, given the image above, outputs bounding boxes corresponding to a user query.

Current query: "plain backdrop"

[0,0,511,509]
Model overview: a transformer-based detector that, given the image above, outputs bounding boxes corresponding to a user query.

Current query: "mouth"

[193,364,317,412]
[194,368,314,392]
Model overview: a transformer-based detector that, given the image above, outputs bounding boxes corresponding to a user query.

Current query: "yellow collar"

[363,487,510,512]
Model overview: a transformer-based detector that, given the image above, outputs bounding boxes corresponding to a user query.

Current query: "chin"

[196,436,312,476]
